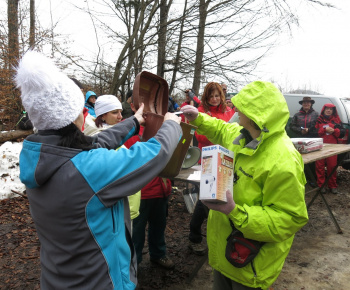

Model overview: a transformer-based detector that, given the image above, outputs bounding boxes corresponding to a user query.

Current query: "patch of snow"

[0,141,25,200]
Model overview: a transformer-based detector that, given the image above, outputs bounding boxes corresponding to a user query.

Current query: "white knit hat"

[15,51,84,130]
[95,95,123,118]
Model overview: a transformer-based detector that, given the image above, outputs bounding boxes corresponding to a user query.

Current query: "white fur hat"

[95,95,123,118]
[15,51,84,130]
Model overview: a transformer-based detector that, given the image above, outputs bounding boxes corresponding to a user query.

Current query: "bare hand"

[325,127,334,134]
[202,190,236,215]
[301,128,308,135]
[181,105,198,122]
[164,112,181,124]
[134,103,145,125]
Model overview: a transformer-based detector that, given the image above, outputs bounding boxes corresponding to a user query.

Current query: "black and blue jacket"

[19,117,182,290]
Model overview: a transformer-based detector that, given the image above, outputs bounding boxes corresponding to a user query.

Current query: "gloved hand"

[185,89,200,107]
[181,105,198,122]
[202,190,236,215]
[187,89,196,101]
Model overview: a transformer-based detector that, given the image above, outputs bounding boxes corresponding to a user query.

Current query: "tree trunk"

[109,1,159,96]
[8,0,20,70]
[0,130,33,143]
[192,0,209,94]
[169,0,187,95]
[135,18,144,77]
[156,0,170,78]
[109,3,147,96]
[29,0,35,49]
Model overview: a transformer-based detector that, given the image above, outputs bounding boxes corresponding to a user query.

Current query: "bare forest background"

[0,0,333,131]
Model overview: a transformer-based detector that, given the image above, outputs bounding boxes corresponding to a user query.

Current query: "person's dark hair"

[70,78,84,90]
[250,119,261,131]
[95,115,105,128]
[126,90,133,102]
[58,123,94,150]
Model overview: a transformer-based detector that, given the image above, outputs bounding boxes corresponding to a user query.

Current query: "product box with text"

[290,138,323,153]
[200,145,234,203]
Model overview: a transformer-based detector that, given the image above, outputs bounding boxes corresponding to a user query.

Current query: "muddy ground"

[1,169,350,290]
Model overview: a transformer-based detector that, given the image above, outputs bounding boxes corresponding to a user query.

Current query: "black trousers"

[189,195,209,243]
[213,270,262,290]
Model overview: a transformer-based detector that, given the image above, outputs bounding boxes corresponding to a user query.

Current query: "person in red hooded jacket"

[315,103,345,194]
[123,101,175,271]
[188,82,235,256]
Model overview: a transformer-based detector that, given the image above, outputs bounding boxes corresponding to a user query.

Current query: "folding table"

[173,143,350,281]
[175,144,350,233]
[301,143,350,234]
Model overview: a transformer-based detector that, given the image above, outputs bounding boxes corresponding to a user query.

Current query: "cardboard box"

[290,138,323,154]
[200,145,234,203]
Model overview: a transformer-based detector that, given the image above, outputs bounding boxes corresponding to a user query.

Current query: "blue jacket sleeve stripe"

[19,140,41,189]
[71,137,162,194]
[121,127,136,145]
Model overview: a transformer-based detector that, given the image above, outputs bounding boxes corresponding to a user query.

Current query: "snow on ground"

[0,141,25,200]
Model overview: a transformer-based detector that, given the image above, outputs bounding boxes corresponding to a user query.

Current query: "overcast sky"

[4,0,350,97]
[258,0,350,97]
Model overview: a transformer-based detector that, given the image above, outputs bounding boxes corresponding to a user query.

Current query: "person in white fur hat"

[16,50,182,290]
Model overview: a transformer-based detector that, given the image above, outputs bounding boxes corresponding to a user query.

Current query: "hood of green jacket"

[232,81,289,140]
[190,81,308,289]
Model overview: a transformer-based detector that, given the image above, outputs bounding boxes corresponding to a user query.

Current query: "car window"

[309,97,333,115]
[340,99,350,123]
[284,95,333,117]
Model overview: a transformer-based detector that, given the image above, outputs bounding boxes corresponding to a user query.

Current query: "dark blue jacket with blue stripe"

[19,117,182,290]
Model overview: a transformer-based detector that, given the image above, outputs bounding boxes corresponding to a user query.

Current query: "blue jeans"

[132,197,168,264]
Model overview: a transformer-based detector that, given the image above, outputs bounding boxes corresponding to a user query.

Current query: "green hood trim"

[232,81,289,140]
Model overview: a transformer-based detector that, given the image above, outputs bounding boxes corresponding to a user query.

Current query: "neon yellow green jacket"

[128,190,141,220]
[116,145,140,220]
[191,81,308,289]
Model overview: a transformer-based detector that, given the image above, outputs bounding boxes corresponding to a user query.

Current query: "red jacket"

[315,103,345,144]
[195,104,235,151]
[82,108,89,131]
[124,126,172,199]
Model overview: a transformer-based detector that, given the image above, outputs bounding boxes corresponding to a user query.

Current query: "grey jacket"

[19,117,182,289]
